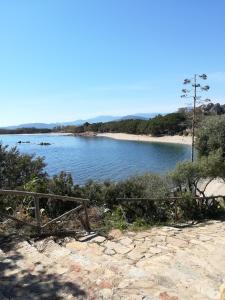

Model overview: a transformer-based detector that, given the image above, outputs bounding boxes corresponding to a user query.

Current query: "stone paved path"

[1,220,225,299]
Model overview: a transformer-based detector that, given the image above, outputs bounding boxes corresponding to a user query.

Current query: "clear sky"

[0,0,225,126]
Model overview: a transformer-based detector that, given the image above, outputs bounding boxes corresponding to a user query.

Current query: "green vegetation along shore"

[1,114,225,234]
[0,128,52,135]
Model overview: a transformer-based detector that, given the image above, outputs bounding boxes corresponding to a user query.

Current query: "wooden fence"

[0,189,91,234]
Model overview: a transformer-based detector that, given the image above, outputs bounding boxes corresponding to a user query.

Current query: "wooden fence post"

[175,198,178,222]
[34,197,41,234]
[83,201,91,232]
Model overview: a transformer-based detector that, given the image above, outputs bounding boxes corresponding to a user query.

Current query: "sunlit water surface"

[0,134,191,184]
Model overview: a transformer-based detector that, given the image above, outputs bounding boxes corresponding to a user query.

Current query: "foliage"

[24,177,48,193]
[47,172,75,217]
[196,115,225,157]
[0,128,52,135]
[83,174,171,208]
[106,207,128,230]
[177,193,201,220]
[176,192,225,221]
[62,112,188,136]
[169,151,225,197]
[1,139,225,232]
[0,143,46,190]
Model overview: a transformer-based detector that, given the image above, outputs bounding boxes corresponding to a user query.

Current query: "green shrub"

[0,143,46,190]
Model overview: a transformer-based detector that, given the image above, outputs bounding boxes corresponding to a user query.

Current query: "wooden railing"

[0,189,91,234]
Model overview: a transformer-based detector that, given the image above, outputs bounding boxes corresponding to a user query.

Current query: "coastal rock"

[38,142,51,146]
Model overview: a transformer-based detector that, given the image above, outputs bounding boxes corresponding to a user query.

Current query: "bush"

[196,115,225,157]
[0,143,47,190]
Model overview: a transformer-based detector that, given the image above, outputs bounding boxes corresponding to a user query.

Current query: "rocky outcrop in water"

[38,142,51,146]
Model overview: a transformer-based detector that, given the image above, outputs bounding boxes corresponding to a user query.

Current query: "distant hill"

[120,113,157,120]
[2,113,159,129]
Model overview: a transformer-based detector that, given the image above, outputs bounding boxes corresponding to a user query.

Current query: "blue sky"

[0,0,225,126]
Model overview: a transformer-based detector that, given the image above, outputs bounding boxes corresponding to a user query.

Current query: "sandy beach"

[97,132,192,145]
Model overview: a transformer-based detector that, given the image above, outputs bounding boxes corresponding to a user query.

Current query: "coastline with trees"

[1,112,225,233]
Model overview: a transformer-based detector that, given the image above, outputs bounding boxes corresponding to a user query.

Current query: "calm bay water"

[0,134,191,184]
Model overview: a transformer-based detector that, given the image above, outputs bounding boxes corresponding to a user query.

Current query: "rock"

[108,229,123,239]
[166,237,188,248]
[134,232,151,239]
[99,288,113,299]
[198,235,211,242]
[132,280,154,288]
[189,239,203,245]
[90,236,106,243]
[118,279,131,289]
[54,266,68,275]
[86,243,104,256]
[66,241,87,251]
[128,267,147,278]
[38,142,51,146]
[48,247,71,260]
[152,235,166,243]
[127,250,145,261]
[99,280,113,289]
[2,222,225,300]
[104,240,118,250]
[159,292,178,300]
[104,240,134,254]
[104,248,116,255]
[112,243,134,255]
[126,231,136,237]
[119,237,133,246]
[69,263,82,273]
[149,247,162,255]
[104,269,116,278]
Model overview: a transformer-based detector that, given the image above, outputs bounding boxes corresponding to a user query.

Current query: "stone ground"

[1,220,225,300]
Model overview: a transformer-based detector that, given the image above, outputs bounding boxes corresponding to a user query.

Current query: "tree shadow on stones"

[0,234,87,300]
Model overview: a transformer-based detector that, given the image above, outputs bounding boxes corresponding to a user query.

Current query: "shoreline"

[0,132,73,136]
[0,131,192,145]
[97,132,192,145]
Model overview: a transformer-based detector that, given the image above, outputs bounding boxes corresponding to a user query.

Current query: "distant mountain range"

[2,113,159,129]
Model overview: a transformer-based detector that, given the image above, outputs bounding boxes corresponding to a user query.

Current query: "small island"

[38,142,51,146]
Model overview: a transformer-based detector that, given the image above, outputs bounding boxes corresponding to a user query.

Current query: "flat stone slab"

[1,220,225,299]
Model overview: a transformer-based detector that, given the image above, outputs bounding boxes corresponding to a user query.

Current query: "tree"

[196,115,225,157]
[0,143,46,189]
[170,149,225,198]
[181,74,210,162]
